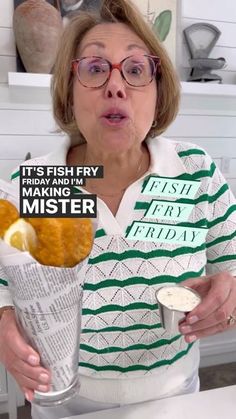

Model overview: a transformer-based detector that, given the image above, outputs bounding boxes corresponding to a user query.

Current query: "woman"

[1,0,236,418]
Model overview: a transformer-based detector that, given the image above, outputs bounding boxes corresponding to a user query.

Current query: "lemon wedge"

[4,219,38,252]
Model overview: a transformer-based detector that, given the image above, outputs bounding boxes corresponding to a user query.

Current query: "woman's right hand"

[0,308,51,402]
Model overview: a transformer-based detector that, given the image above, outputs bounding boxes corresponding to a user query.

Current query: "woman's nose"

[104,69,127,99]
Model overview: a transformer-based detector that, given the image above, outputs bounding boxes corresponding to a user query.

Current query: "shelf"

[7,72,52,106]
[7,72,236,98]
[8,72,51,88]
[181,81,236,97]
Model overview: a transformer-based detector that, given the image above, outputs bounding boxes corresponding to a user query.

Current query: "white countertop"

[62,385,236,419]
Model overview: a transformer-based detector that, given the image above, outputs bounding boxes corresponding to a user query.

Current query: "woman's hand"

[0,308,51,402]
[179,271,236,343]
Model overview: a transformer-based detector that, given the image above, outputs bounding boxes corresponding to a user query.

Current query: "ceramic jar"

[13,0,63,73]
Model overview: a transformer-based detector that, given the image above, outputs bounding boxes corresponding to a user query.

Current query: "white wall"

[0,0,16,84]
[0,80,66,180]
[166,89,236,196]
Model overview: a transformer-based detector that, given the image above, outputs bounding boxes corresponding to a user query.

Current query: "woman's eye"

[88,65,104,73]
[128,65,143,75]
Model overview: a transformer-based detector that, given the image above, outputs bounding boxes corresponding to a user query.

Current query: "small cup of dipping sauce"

[156,285,201,335]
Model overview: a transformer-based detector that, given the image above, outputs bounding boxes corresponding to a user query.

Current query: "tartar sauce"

[157,286,201,311]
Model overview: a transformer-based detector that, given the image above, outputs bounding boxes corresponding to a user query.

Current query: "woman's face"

[72,23,157,153]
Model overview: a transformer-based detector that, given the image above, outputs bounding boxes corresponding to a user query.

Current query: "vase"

[13,0,63,73]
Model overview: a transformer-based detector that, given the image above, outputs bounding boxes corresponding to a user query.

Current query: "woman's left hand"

[179,271,236,343]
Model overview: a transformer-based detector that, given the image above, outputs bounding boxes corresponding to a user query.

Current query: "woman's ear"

[151,120,157,128]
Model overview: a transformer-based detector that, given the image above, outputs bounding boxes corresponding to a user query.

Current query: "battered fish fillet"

[0,199,19,236]
[0,199,93,267]
[27,218,93,267]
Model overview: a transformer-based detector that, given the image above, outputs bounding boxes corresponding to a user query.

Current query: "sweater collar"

[146,136,186,178]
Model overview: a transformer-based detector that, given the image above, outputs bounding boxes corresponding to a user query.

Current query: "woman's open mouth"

[101,112,129,127]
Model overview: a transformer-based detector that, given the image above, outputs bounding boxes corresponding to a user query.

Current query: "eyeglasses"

[71,54,161,88]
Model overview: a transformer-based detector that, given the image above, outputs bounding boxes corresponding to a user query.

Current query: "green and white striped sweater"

[1,136,236,403]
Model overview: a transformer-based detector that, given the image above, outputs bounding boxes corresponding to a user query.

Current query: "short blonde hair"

[51,0,180,144]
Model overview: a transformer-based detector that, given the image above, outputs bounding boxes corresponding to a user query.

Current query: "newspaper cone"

[0,180,95,406]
